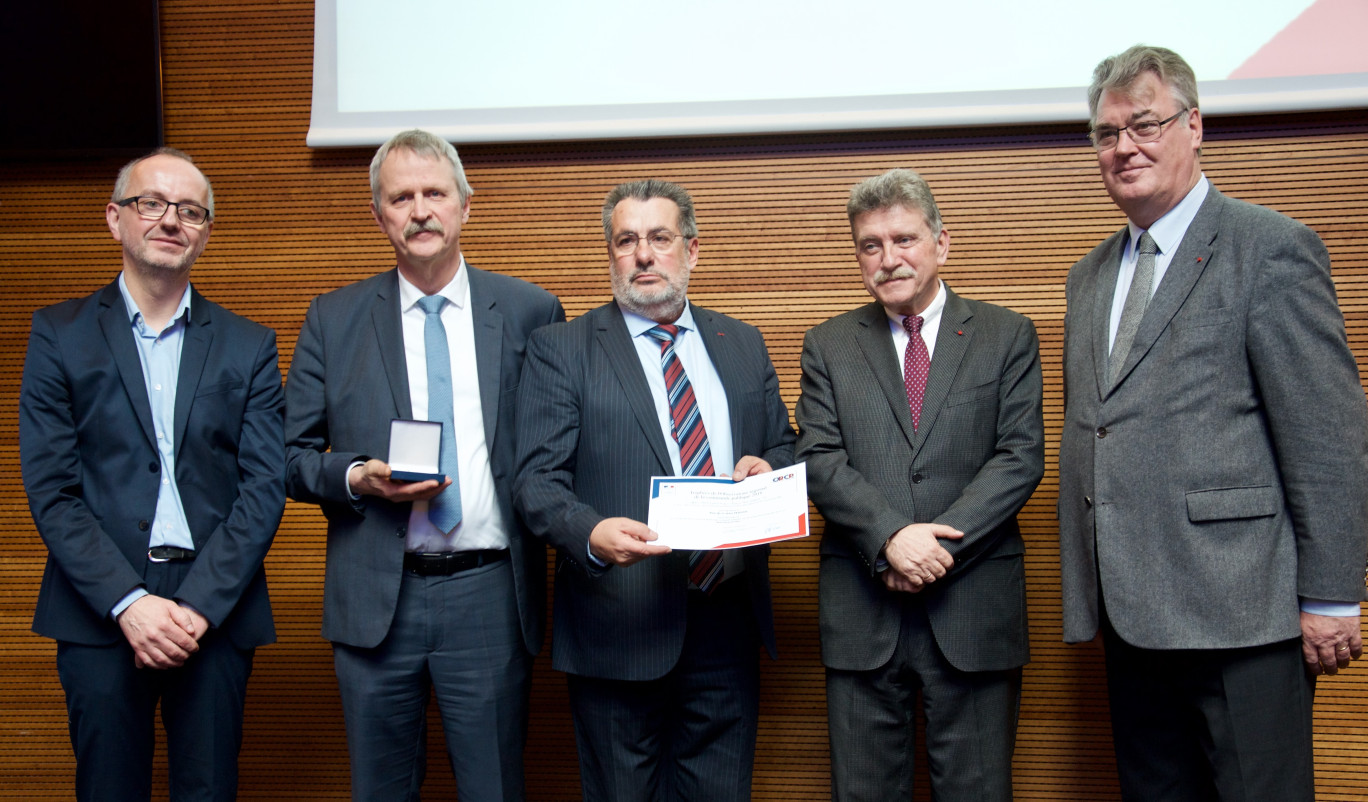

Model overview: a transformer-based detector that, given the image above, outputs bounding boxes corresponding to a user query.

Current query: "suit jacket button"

[148,462,159,473]
[138,520,150,531]
[396,526,407,538]
[1085,496,1093,508]
[911,472,924,484]
[1096,427,1108,438]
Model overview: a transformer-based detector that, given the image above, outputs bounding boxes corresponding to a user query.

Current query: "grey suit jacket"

[513,302,796,681]
[284,266,565,652]
[796,287,1044,673]
[1058,186,1368,649]
[22,282,284,649]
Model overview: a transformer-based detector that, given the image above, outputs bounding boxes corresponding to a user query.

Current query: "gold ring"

[1338,646,1350,652]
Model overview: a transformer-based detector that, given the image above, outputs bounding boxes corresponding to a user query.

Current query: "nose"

[158,208,183,231]
[633,237,655,264]
[1113,128,1140,156]
[880,244,900,270]
[411,194,431,219]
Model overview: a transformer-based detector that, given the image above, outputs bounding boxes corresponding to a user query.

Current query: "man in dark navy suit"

[20,148,284,801]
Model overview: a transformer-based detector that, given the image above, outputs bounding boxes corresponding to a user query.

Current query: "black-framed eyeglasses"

[1089,109,1189,151]
[612,230,685,256]
[115,196,212,226]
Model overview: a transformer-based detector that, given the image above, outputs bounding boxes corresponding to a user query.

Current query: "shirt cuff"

[1300,598,1361,617]
[587,543,608,568]
[111,587,148,619]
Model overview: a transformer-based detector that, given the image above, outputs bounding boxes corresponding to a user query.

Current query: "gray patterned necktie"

[416,295,462,532]
[1110,231,1157,386]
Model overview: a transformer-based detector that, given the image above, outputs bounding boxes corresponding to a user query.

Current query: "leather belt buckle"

[147,546,195,563]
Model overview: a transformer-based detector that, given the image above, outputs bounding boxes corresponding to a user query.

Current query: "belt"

[403,549,508,576]
[147,546,196,563]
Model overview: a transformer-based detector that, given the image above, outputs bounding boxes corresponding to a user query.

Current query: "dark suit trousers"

[826,600,1020,802]
[56,560,254,802]
[1102,618,1315,802]
[332,558,531,802]
[565,578,760,802]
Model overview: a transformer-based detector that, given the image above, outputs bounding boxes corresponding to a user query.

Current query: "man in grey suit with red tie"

[20,148,284,800]
[796,169,1044,801]
[514,179,796,801]
[1058,45,1368,801]
[284,129,564,801]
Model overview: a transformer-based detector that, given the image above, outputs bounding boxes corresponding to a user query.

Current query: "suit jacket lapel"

[1109,189,1222,392]
[1090,231,1126,400]
[852,302,918,450]
[97,282,158,451]
[370,269,413,419]
[467,266,503,448]
[173,288,212,455]
[693,307,747,450]
[916,287,973,454]
[595,304,672,473]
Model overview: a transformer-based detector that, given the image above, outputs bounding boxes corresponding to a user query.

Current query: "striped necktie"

[646,324,722,592]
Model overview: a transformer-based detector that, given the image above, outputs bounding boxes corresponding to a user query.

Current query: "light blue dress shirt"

[111,274,196,618]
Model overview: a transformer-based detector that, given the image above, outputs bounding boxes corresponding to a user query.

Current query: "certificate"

[647,462,809,550]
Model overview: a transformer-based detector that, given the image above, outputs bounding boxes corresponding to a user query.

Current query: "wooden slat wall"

[1,1,1366,799]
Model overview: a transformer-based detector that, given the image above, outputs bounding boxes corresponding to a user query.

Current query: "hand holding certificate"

[647,463,809,550]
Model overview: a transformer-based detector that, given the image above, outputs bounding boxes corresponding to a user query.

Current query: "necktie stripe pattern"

[416,295,462,532]
[901,315,930,430]
[645,324,721,591]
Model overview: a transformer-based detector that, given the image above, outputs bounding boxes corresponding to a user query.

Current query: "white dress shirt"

[397,262,508,553]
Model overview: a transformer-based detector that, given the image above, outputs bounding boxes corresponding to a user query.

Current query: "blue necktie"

[416,295,462,532]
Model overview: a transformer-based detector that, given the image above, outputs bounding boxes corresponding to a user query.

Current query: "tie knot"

[646,323,680,343]
[416,295,446,316]
[1137,231,1157,257]
[901,315,924,336]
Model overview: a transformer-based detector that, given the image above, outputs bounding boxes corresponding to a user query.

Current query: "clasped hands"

[116,594,210,670]
[879,522,964,593]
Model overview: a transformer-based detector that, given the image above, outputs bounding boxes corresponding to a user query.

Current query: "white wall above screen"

[307,0,1368,147]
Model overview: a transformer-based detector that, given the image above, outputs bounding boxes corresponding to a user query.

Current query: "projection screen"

[307,0,1368,147]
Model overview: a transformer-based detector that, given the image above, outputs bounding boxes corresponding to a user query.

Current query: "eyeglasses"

[1089,109,1189,151]
[115,196,212,226]
[611,230,685,256]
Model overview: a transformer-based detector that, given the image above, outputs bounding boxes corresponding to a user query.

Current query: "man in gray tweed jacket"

[1058,44,1368,801]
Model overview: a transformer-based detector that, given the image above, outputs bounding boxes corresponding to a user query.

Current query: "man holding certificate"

[514,179,795,801]
[796,169,1044,801]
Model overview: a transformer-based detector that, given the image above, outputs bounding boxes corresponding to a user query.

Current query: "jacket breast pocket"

[945,380,995,408]
[195,379,245,397]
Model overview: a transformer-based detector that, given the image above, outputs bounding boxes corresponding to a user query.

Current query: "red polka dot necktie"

[901,315,929,430]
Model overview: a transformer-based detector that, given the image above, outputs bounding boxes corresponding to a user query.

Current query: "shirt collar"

[398,257,470,312]
[117,271,192,329]
[621,301,698,338]
[884,279,947,330]
[1127,174,1209,258]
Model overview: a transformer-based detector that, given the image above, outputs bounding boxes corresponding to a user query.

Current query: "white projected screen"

[307,0,1368,146]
